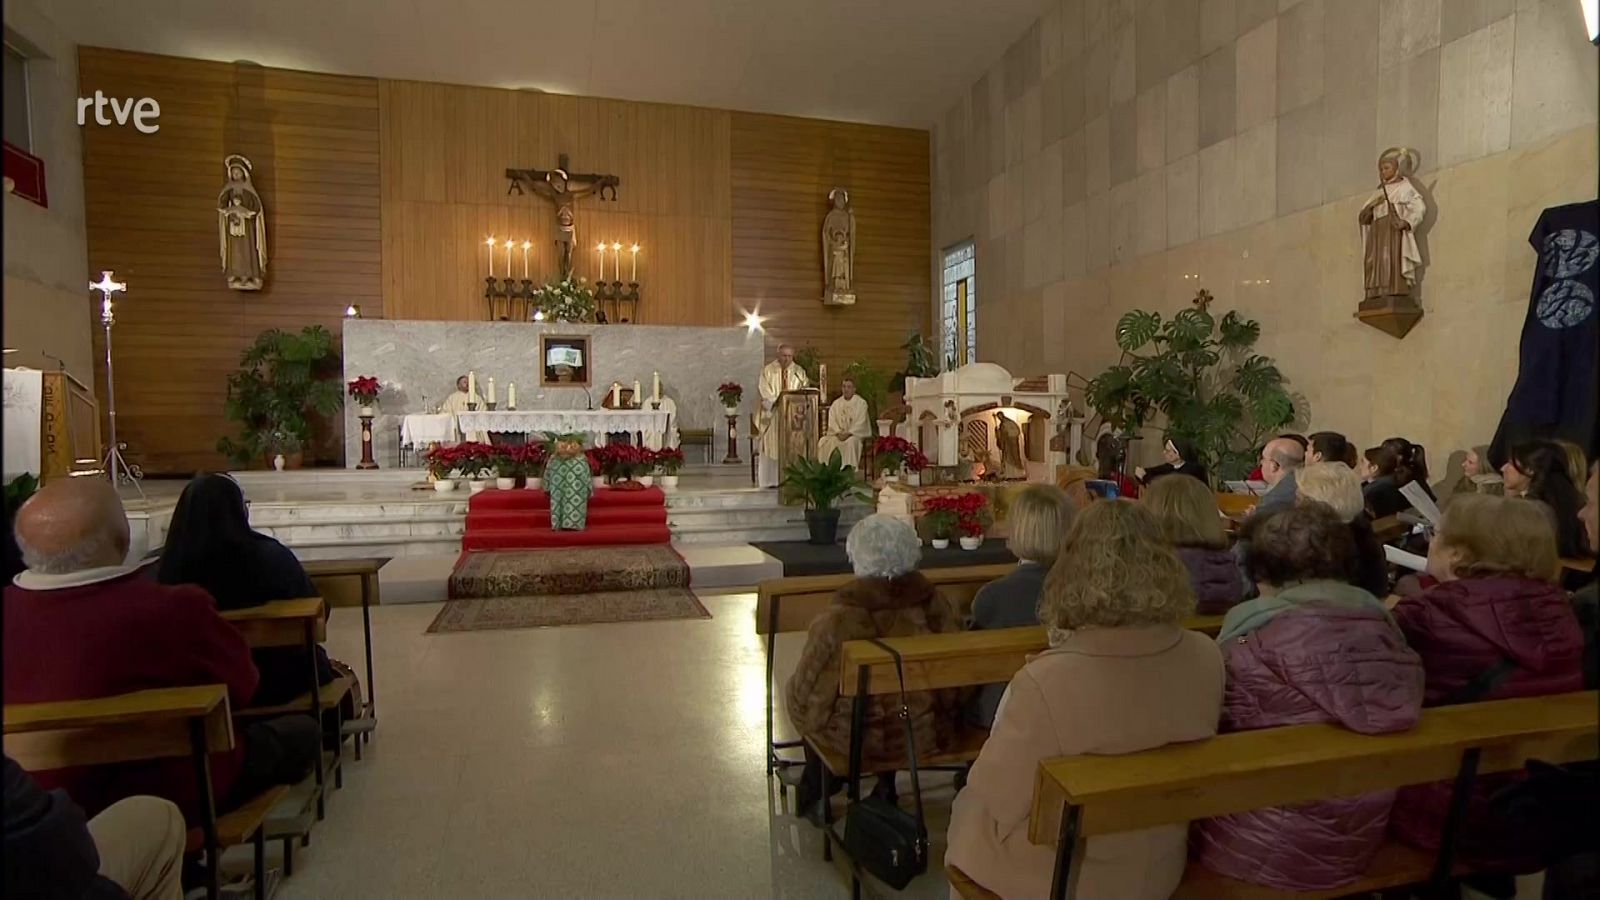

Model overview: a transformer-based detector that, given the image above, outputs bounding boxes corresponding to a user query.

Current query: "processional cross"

[506,153,620,279]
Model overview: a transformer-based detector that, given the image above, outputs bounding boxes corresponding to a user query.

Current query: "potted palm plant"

[780,450,871,545]
[217,325,342,468]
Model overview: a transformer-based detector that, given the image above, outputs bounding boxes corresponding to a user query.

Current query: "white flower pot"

[959,536,983,551]
[906,471,922,486]
[931,538,951,550]
[723,407,739,418]
[526,477,542,490]
[358,406,376,418]
[468,479,488,494]
[660,475,680,490]
[272,453,286,472]
[593,476,606,488]
[882,473,900,484]
[495,477,515,490]
[876,419,894,437]
[638,475,654,487]
[433,479,456,493]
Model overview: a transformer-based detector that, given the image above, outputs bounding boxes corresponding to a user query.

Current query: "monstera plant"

[1085,304,1294,481]
[217,325,343,467]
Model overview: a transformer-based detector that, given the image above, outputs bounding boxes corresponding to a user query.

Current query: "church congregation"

[3,0,1599,897]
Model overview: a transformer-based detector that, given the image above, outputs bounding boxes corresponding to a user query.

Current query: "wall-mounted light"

[345,304,362,318]
[741,309,766,334]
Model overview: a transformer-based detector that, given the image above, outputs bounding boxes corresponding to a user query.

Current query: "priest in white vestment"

[756,344,810,488]
[440,375,487,443]
[816,378,870,469]
[643,391,680,451]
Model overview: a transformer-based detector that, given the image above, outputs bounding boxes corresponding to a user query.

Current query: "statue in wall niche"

[1358,147,1426,311]
[217,155,267,291]
[996,412,1025,479]
[822,188,856,306]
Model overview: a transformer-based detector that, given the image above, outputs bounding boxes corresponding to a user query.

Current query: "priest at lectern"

[756,344,811,488]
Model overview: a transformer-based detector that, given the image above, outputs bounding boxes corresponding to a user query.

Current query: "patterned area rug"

[447,545,690,599]
[426,588,710,634]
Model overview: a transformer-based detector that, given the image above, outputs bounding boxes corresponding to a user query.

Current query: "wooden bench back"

[837,617,1226,696]
[219,597,326,648]
[756,565,1015,635]
[1029,690,1598,843]
[4,685,235,771]
[302,558,382,609]
[1213,492,1258,517]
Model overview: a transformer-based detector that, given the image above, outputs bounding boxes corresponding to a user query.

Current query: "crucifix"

[506,153,620,280]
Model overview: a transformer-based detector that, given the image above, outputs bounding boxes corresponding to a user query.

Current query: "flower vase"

[272,454,286,472]
[931,538,950,550]
[433,479,456,493]
[593,476,606,489]
[876,419,894,438]
[358,405,376,417]
[959,536,983,551]
[638,475,655,487]
[906,471,922,487]
[526,477,542,491]
[723,406,739,418]
[495,477,515,490]
[660,475,680,490]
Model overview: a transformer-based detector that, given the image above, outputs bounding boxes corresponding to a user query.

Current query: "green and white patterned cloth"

[546,454,593,530]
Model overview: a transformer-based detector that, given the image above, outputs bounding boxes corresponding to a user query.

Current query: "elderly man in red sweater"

[3,478,319,822]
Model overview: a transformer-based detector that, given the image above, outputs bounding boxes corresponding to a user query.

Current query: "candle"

[632,379,641,406]
[486,377,496,404]
[596,243,607,281]
[610,383,621,407]
[819,363,828,400]
[630,243,640,282]
[611,242,622,281]
[468,371,476,399]
[521,241,531,279]
[504,238,514,274]
[652,371,660,403]
[486,236,496,278]
[508,383,516,408]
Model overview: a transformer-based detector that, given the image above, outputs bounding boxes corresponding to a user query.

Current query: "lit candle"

[468,370,476,399]
[632,379,641,406]
[504,238,514,275]
[596,243,607,281]
[521,241,531,279]
[486,377,496,404]
[508,382,516,408]
[485,236,496,277]
[610,382,621,407]
[611,242,622,281]
[652,371,660,404]
[630,243,640,282]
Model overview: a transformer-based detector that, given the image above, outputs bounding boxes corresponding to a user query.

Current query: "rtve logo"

[76,91,161,134]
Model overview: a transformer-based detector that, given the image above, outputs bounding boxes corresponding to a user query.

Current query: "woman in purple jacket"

[1141,474,1244,615]
[1193,503,1424,891]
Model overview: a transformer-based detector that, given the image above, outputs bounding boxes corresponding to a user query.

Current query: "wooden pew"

[757,565,1016,775]
[4,685,287,900]
[946,690,1598,900]
[301,557,382,738]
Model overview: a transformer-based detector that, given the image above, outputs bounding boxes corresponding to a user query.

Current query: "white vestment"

[816,395,870,469]
[643,397,680,451]
[756,361,810,487]
[1360,175,1426,282]
[440,390,487,443]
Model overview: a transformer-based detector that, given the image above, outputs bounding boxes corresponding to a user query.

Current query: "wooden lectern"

[41,371,100,480]
[775,389,821,474]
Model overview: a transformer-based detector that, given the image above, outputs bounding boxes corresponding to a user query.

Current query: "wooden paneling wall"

[730,113,932,378]
[380,81,732,324]
[78,49,930,473]
[79,48,381,473]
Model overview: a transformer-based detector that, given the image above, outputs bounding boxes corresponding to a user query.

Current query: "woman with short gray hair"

[785,514,960,820]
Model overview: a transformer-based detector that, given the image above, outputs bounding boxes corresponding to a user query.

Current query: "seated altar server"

[440,375,487,443]
[757,344,810,488]
[643,385,680,452]
[816,378,869,468]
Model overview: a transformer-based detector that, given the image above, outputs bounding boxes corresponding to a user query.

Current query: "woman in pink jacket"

[946,501,1224,899]
[1193,503,1424,891]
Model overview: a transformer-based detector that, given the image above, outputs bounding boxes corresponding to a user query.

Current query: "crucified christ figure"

[505,153,620,279]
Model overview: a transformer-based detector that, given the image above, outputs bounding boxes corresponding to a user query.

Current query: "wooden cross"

[1192,288,1214,312]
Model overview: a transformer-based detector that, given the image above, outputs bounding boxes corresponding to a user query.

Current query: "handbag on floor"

[840,638,928,891]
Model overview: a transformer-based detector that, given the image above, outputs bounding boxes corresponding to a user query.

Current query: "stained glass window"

[940,241,976,370]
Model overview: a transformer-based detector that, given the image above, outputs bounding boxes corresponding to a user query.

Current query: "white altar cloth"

[399,413,459,446]
[456,409,669,442]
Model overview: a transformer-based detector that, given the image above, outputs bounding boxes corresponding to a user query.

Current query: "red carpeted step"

[461,523,671,550]
[466,506,668,529]
[467,487,666,512]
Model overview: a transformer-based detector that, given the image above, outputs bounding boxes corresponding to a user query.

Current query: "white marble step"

[256,516,466,543]
[249,500,466,525]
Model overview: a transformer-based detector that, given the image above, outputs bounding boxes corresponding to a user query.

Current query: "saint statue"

[936,399,961,467]
[1358,147,1427,309]
[217,155,267,291]
[996,412,1025,478]
[822,188,856,306]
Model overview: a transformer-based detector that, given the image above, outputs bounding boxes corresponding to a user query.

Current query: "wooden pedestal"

[1355,297,1424,338]
[357,415,379,469]
[723,414,741,464]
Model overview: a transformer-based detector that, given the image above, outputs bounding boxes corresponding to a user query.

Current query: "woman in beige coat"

[945,501,1225,899]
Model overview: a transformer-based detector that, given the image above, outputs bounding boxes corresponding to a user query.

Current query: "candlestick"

[632,379,641,406]
[486,236,496,278]
[521,241,531,279]
[652,371,660,404]
[819,363,828,400]
[504,238,514,275]
[508,382,516,408]
[468,370,476,399]
[486,377,496,404]
[596,243,607,281]
[611,242,622,278]
[610,383,621,407]
[630,243,640,281]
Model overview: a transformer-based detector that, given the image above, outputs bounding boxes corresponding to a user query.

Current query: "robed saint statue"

[1358,147,1426,309]
[217,155,267,291]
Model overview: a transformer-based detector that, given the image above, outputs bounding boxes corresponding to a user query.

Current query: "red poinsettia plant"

[651,446,685,475]
[346,376,381,406]
[593,443,653,487]
[424,443,469,479]
[717,382,743,407]
[517,442,549,478]
[870,435,929,474]
[922,492,990,539]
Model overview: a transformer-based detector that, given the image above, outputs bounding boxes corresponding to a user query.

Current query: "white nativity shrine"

[901,362,1082,484]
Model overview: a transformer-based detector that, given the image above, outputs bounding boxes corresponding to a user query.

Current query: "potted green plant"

[529,276,598,322]
[781,450,871,545]
[892,330,940,393]
[217,325,343,468]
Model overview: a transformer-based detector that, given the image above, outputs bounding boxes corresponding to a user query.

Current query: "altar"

[343,319,764,467]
